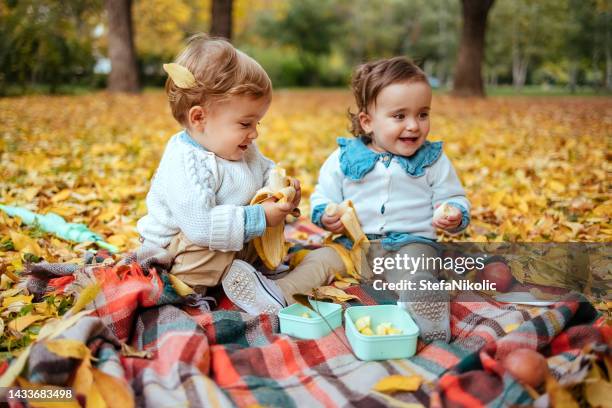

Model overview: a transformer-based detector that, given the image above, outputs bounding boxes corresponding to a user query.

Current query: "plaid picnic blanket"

[2,221,607,407]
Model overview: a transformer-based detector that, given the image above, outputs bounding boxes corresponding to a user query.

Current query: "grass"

[2,84,611,98]
[483,85,611,97]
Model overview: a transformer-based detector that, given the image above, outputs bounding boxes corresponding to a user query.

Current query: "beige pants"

[167,233,347,304]
[275,247,346,304]
[167,232,259,290]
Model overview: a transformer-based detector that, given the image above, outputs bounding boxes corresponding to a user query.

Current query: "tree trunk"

[452,0,495,97]
[436,6,448,85]
[512,50,529,89]
[606,48,611,91]
[211,0,233,40]
[568,60,578,93]
[606,11,611,91]
[105,0,139,93]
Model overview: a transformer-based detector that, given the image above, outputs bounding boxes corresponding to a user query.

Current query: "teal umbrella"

[0,204,119,253]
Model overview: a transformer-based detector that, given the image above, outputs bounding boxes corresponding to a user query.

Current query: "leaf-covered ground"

[1,90,610,262]
[0,90,610,356]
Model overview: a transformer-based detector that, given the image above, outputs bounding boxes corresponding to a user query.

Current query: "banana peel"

[250,168,298,270]
[324,200,370,280]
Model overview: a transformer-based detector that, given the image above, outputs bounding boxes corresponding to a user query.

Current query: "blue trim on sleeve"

[446,202,470,233]
[311,203,327,228]
[244,205,266,241]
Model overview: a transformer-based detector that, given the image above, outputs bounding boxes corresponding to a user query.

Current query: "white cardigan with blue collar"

[310,137,470,249]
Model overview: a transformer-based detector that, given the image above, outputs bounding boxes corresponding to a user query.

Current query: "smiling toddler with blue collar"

[310,57,471,343]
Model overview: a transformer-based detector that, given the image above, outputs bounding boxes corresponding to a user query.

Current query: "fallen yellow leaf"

[314,286,360,303]
[45,339,91,360]
[9,231,43,257]
[168,274,195,296]
[546,375,579,408]
[2,294,33,308]
[548,180,566,194]
[8,314,45,332]
[592,203,612,217]
[93,367,135,408]
[373,375,423,394]
[333,281,351,289]
[51,189,72,203]
[68,283,101,315]
[107,234,128,247]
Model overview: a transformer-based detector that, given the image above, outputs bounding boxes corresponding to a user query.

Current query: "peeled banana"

[324,200,370,279]
[354,315,403,336]
[250,167,296,270]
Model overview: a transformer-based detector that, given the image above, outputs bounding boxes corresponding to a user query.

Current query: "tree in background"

[132,0,193,86]
[485,0,610,91]
[105,0,139,92]
[0,0,100,95]
[134,0,192,58]
[211,0,233,40]
[254,0,343,85]
[0,0,608,93]
[250,0,460,87]
[452,0,495,97]
[565,0,611,91]
[488,0,566,90]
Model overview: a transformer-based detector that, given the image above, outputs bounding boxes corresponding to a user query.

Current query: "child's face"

[359,81,432,157]
[188,94,271,161]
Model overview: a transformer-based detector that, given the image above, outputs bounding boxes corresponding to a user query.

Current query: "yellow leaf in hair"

[163,63,196,88]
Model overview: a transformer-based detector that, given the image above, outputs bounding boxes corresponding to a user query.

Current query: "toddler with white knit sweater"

[310,57,471,343]
[137,34,346,315]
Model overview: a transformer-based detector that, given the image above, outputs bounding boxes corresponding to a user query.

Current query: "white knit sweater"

[137,131,274,251]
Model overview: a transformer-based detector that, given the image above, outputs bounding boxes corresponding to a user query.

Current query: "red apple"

[503,348,548,388]
[478,261,514,292]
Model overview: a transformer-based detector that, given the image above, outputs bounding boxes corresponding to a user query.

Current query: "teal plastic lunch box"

[344,305,420,360]
[279,300,343,339]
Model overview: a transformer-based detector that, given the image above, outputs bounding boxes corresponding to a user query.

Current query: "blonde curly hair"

[165,33,272,126]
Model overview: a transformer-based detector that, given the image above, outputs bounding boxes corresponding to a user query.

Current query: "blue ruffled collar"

[337,136,443,180]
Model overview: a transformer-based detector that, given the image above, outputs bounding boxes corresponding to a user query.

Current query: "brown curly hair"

[349,56,428,137]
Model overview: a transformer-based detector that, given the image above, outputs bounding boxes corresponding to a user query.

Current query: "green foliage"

[0,0,102,95]
[251,0,346,86]
[249,0,459,86]
[485,0,610,89]
[0,0,609,93]
[256,0,343,56]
